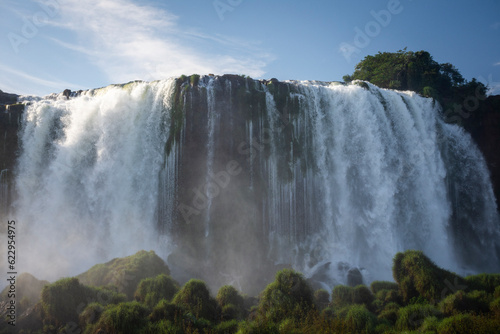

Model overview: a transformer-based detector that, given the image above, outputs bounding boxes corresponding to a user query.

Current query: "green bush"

[216,285,245,311]
[436,313,500,334]
[79,302,104,327]
[439,290,490,316]
[93,301,149,333]
[134,274,179,308]
[490,297,500,316]
[370,280,398,294]
[313,289,330,311]
[257,269,314,323]
[338,304,377,333]
[149,299,184,323]
[420,315,440,332]
[213,319,240,334]
[494,285,500,299]
[465,273,500,293]
[172,279,217,322]
[392,250,466,304]
[352,285,374,306]
[41,277,125,328]
[331,285,354,308]
[395,303,441,331]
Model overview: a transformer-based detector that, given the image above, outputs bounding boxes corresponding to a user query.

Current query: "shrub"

[93,301,149,333]
[258,269,314,323]
[465,273,500,293]
[490,298,500,316]
[395,303,441,331]
[149,299,184,323]
[216,285,245,311]
[313,289,330,311]
[338,304,377,333]
[172,279,217,322]
[420,315,440,332]
[370,280,398,294]
[134,274,179,308]
[352,285,374,306]
[494,285,500,299]
[439,290,490,316]
[331,285,354,308]
[79,302,104,327]
[41,277,124,328]
[392,250,466,304]
[213,319,239,334]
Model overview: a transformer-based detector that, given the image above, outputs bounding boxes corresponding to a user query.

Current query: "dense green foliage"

[392,250,466,304]
[343,48,489,133]
[134,274,179,308]
[2,249,499,333]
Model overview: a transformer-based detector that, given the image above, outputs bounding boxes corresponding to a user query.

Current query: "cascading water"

[8,75,499,292]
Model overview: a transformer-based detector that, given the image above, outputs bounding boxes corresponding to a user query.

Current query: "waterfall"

[9,76,499,290]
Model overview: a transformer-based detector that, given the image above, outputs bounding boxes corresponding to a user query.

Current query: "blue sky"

[1,0,499,96]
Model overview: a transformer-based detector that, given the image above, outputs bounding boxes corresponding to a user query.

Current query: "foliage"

[40,277,125,328]
[11,249,500,334]
[437,313,500,334]
[257,269,314,323]
[93,301,150,334]
[134,274,179,308]
[392,250,466,304]
[313,289,330,311]
[439,290,491,316]
[395,303,441,331]
[330,285,354,308]
[77,250,170,299]
[343,48,489,133]
[465,273,500,293]
[172,279,218,322]
[370,280,398,294]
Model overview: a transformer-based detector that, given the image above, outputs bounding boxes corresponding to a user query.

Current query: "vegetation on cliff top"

[1,249,499,333]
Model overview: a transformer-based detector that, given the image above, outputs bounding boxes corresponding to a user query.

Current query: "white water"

[14,80,175,281]
[9,77,499,287]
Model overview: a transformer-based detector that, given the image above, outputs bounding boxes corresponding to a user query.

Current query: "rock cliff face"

[473,96,500,206]
[1,76,499,294]
[0,91,22,218]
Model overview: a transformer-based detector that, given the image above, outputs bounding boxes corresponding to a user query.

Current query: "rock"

[347,268,364,287]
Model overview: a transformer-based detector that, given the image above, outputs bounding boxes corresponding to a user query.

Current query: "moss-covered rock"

[392,250,466,304]
[77,250,170,300]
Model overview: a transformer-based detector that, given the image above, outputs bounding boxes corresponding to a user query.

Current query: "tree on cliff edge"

[343,49,487,131]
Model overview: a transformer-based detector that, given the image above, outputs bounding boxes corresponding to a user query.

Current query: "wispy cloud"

[491,22,500,30]
[50,0,273,83]
[0,64,83,96]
